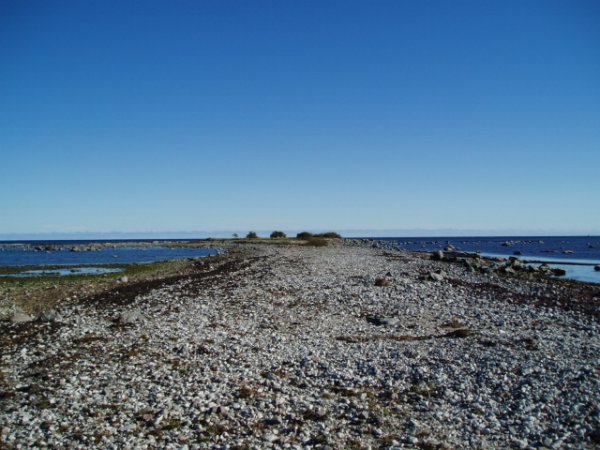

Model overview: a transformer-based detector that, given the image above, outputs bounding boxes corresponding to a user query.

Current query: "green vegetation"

[315,231,342,239]
[0,257,209,319]
[270,230,287,239]
[246,231,258,239]
[296,231,342,240]
[295,231,341,246]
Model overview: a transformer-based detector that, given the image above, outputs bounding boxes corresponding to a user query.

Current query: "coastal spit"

[1,241,599,449]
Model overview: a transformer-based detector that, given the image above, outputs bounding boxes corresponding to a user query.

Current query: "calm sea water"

[0,239,220,269]
[370,236,600,284]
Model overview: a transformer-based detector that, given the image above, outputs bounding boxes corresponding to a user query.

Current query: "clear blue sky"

[1,0,599,238]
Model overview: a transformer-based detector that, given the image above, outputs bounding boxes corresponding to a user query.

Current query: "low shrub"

[314,232,342,239]
[270,231,287,239]
[246,231,258,239]
[296,231,313,240]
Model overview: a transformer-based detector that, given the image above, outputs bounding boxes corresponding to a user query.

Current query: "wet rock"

[594,265,600,272]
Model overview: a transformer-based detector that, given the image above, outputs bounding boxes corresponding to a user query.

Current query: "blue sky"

[1,0,599,238]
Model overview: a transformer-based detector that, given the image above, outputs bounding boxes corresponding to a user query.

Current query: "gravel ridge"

[1,243,599,449]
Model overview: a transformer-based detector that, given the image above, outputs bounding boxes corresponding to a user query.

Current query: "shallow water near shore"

[374,235,600,260]
[0,267,124,278]
[0,245,220,268]
[368,236,600,284]
[481,253,600,284]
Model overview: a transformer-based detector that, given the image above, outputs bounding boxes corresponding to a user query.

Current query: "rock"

[367,316,399,326]
[117,276,129,283]
[509,257,522,265]
[374,277,392,287]
[118,309,141,324]
[431,250,444,261]
[551,268,567,277]
[594,265,600,272]
[39,309,61,322]
[11,312,34,324]
[429,270,445,282]
[513,251,523,256]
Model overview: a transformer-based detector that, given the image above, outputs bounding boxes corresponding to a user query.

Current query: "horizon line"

[1,228,599,241]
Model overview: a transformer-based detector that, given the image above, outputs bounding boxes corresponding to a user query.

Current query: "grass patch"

[0,258,199,318]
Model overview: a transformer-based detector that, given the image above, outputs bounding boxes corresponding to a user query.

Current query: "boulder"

[431,250,444,261]
[429,270,445,282]
[594,265,600,272]
[551,268,567,277]
[39,309,61,322]
[118,309,141,325]
[374,277,392,287]
[367,316,399,326]
[117,276,129,283]
[11,312,34,324]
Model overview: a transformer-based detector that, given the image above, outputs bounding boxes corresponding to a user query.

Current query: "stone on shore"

[429,270,446,281]
[366,315,399,326]
[118,309,141,324]
[431,250,444,261]
[374,276,392,286]
[39,309,61,322]
[10,312,33,324]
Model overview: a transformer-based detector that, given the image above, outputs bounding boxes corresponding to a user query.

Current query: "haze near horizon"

[1,1,599,236]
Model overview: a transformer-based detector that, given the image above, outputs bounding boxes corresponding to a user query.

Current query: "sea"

[368,235,600,284]
[0,239,220,277]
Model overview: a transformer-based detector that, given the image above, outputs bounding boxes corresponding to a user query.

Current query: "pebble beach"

[1,241,599,449]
